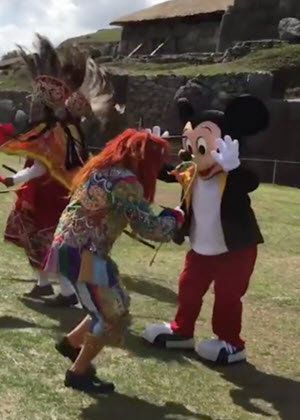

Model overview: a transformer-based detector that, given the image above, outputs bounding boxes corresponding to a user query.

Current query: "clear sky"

[0,0,167,55]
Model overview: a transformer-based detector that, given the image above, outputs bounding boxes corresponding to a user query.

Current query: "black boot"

[65,370,115,394]
[23,284,54,299]
[43,293,78,307]
[55,336,96,376]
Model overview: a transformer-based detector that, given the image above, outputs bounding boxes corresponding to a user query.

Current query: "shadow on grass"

[19,297,84,333]
[0,315,47,330]
[206,362,300,419]
[18,298,190,364]
[8,277,36,284]
[122,275,177,305]
[122,330,193,364]
[81,392,210,420]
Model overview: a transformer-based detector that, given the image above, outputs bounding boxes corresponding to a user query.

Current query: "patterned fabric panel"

[54,165,177,257]
[50,242,130,337]
[111,179,176,243]
[5,208,56,269]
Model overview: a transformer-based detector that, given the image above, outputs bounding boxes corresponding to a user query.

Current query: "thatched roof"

[111,0,234,25]
[0,56,22,70]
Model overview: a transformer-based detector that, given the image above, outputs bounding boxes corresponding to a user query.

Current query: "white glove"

[146,126,169,138]
[211,135,240,172]
[174,206,185,218]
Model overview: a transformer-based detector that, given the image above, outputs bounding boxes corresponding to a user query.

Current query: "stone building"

[218,0,300,51]
[111,0,300,55]
[111,0,234,55]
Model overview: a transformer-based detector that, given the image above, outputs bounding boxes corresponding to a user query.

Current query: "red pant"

[170,246,257,348]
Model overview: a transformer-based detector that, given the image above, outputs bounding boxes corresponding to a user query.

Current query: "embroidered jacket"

[54,165,178,257]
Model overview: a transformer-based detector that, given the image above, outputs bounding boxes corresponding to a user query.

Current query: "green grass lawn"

[102,43,300,78]
[0,156,299,419]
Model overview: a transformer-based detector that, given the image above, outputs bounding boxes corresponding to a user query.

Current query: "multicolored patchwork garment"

[45,165,178,337]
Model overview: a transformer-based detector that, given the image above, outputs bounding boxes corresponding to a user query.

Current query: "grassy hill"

[59,28,121,49]
[0,67,30,90]
[0,29,122,91]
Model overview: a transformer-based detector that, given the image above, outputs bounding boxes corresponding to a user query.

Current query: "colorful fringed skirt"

[45,241,130,338]
[5,208,56,269]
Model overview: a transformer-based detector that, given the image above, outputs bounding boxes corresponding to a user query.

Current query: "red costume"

[4,158,69,269]
[0,35,91,302]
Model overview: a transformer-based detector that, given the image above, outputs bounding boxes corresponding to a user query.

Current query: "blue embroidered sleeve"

[111,179,177,243]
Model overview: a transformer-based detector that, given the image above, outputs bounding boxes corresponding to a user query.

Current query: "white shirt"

[13,160,47,185]
[190,176,228,256]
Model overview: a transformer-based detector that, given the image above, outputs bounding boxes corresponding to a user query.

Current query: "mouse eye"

[183,137,194,156]
[197,137,207,155]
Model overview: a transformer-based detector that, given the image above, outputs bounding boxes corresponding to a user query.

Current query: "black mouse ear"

[224,95,270,138]
[177,98,195,125]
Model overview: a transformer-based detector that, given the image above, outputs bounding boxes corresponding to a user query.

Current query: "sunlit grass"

[0,154,299,419]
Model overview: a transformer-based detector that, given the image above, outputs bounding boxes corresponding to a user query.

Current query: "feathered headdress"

[18,35,89,113]
[78,58,126,125]
[18,34,70,111]
[18,34,126,143]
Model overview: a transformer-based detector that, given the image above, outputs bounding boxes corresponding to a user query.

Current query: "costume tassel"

[149,161,197,266]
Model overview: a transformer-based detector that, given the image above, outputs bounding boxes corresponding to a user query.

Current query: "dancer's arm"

[112,179,184,243]
[10,160,47,185]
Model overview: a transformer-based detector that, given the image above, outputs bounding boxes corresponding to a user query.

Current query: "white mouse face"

[182,121,223,179]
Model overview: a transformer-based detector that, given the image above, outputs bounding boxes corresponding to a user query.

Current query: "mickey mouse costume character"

[144,95,270,364]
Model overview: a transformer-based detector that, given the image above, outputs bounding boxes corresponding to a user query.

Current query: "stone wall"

[279,0,300,16]
[241,98,300,187]
[0,90,30,114]
[218,0,300,51]
[120,18,222,55]
[125,74,300,186]
[0,72,275,133]
[125,72,273,133]
[125,75,187,129]
[0,72,272,132]
[119,0,300,56]
[223,39,286,62]
[124,52,224,65]
[1,73,300,186]
[0,91,30,132]
[89,42,119,59]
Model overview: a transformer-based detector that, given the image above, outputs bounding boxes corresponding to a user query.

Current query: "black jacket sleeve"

[227,166,259,193]
[158,163,177,183]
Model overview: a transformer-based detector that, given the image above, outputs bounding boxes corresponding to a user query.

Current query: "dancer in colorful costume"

[0,35,91,306]
[44,128,184,394]
[144,95,270,364]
